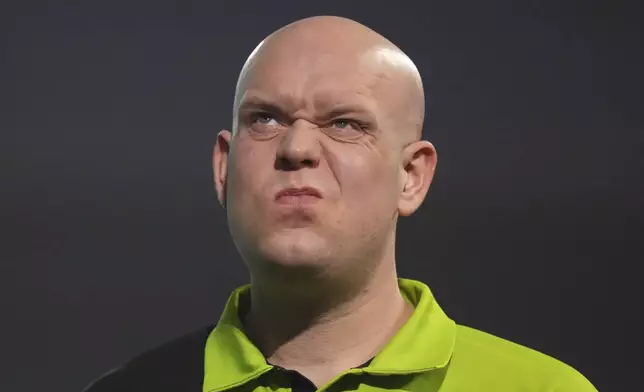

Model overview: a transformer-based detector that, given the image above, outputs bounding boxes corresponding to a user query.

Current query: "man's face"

[215,40,420,278]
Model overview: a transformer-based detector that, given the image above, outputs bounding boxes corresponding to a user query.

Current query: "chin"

[258,229,332,269]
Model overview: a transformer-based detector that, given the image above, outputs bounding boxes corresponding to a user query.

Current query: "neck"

[242,260,413,386]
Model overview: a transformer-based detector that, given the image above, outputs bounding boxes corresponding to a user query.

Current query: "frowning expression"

[213,35,431,275]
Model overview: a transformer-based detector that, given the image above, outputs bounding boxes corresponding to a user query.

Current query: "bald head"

[232,16,425,143]
[214,16,437,286]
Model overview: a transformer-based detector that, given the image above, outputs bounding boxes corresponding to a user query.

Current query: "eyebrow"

[237,95,291,117]
[324,104,374,120]
[237,93,377,123]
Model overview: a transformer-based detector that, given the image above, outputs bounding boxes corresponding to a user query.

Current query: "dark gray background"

[2,1,642,391]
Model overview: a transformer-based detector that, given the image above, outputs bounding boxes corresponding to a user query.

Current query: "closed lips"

[275,187,322,199]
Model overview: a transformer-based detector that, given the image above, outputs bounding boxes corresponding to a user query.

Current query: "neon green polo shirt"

[203,278,597,392]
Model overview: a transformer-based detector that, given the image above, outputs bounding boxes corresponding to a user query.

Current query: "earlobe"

[398,141,437,216]
[213,130,232,209]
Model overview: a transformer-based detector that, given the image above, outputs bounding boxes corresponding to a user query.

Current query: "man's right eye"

[252,114,278,126]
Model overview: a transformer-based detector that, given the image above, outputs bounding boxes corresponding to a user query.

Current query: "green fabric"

[203,279,597,392]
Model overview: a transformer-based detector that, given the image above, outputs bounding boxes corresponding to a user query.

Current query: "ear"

[398,140,437,216]
[213,130,232,209]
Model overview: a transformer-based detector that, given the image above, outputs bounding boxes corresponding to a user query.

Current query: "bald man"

[83,16,597,392]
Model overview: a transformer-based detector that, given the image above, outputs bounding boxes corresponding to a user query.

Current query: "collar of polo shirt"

[202,279,457,392]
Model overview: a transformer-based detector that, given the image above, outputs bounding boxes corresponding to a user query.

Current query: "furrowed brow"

[238,97,285,114]
[326,105,371,118]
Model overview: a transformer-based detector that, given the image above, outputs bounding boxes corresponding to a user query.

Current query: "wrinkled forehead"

[235,48,402,118]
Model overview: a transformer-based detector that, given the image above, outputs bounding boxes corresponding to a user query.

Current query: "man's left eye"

[332,119,355,129]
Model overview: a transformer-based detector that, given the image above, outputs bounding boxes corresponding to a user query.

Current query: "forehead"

[238,48,396,113]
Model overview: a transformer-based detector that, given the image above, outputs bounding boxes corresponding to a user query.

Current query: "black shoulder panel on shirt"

[82,325,216,392]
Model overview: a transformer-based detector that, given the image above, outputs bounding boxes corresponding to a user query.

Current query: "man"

[84,16,597,392]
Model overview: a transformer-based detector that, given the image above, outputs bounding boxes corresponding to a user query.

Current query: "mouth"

[275,187,322,204]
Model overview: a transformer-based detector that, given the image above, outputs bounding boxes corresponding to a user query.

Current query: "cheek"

[332,148,398,208]
[226,141,275,238]
[228,140,268,199]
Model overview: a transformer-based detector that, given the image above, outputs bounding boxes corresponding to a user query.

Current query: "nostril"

[275,156,297,171]
[275,156,317,171]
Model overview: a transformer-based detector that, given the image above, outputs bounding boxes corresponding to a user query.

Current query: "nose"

[275,120,321,171]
